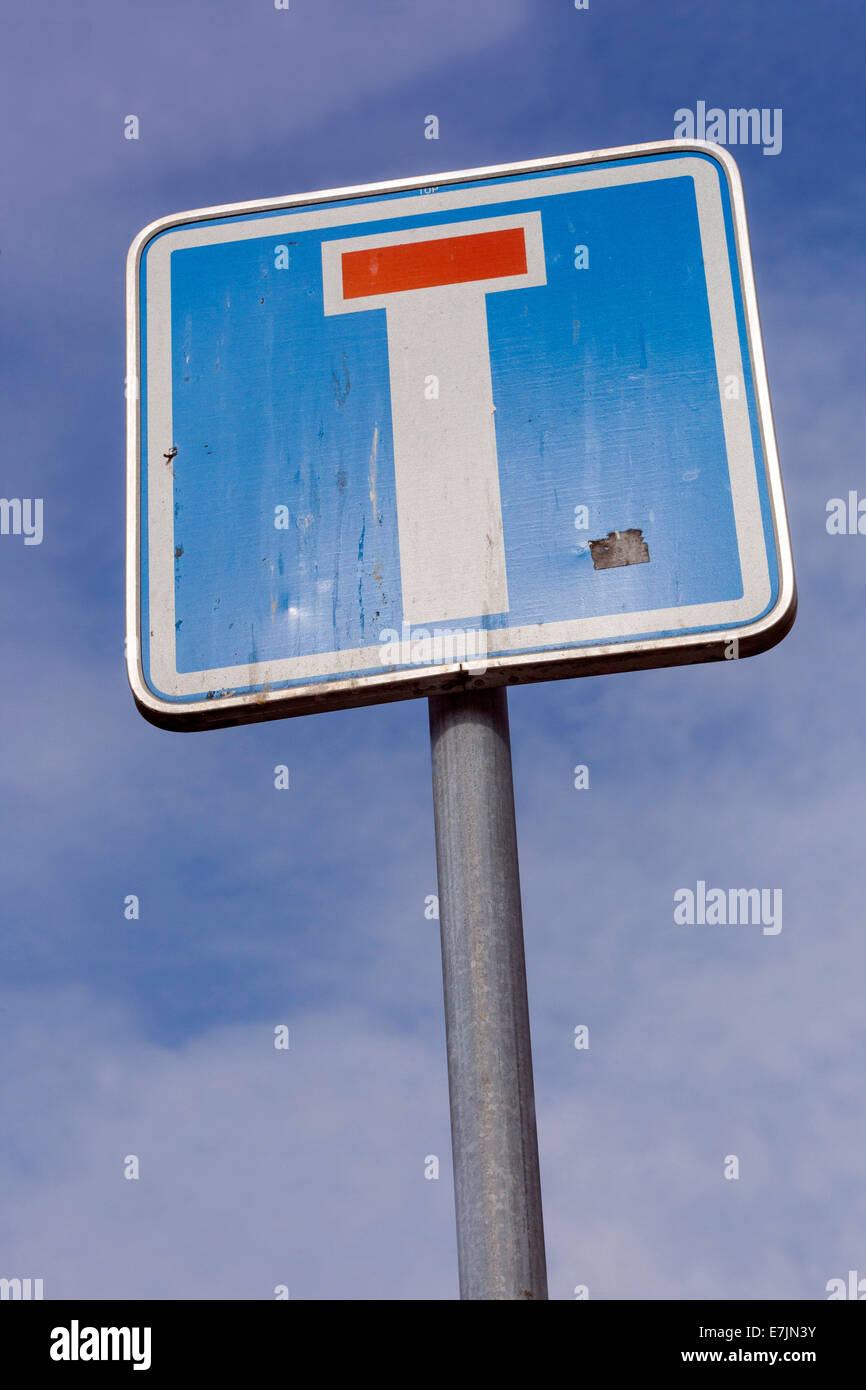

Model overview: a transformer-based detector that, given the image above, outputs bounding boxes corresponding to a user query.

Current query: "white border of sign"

[126,141,796,730]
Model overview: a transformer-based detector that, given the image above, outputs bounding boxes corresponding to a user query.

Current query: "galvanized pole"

[428,686,548,1300]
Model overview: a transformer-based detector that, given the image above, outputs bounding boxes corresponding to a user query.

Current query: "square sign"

[126,140,795,730]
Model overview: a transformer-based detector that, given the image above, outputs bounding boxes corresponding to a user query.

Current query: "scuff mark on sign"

[369,423,379,516]
[589,529,650,570]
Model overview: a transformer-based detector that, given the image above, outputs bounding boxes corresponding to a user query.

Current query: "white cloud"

[0,989,456,1299]
[0,0,531,197]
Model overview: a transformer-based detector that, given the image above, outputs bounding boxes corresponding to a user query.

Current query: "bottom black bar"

[0,1298,862,1375]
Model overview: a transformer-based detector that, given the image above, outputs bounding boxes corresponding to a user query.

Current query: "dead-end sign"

[126,140,795,730]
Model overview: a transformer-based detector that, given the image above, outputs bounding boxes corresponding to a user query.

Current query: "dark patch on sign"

[589,529,650,570]
[332,355,351,406]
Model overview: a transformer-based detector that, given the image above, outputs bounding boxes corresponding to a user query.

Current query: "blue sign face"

[127,142,795,729]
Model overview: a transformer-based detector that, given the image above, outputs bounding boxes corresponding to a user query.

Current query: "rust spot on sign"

[589,528,650,570]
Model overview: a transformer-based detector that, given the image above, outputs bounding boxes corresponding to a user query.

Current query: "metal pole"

[428,686,548,1301]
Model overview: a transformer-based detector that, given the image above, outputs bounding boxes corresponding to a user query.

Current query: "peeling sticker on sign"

[589,529,650,570]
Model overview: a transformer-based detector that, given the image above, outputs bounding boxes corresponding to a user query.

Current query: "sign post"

[127,142,796,1298]
[429,687,546,1300]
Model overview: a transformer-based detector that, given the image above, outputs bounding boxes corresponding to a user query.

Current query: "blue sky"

[1,0,864,1299]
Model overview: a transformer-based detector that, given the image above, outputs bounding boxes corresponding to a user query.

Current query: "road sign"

[126,141,795,730]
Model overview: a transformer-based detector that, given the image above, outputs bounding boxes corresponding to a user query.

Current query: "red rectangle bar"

[341,226,527,299]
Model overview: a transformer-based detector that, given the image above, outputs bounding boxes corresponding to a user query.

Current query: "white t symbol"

[322,212,546,625]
